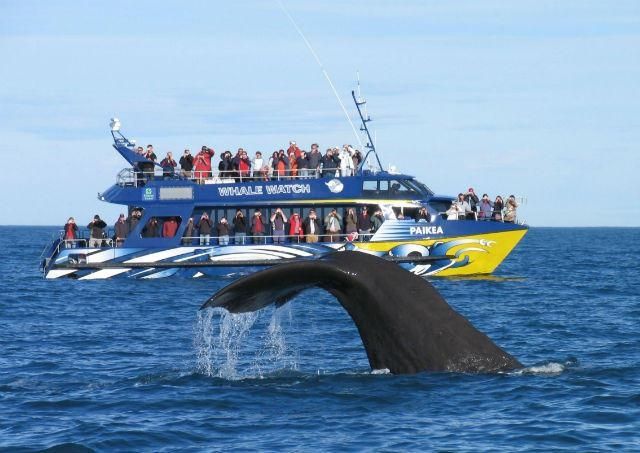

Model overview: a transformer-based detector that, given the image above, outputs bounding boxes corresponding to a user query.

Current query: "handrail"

[116,166,359,187]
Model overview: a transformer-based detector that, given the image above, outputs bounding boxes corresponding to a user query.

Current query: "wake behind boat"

[40,91,527,280]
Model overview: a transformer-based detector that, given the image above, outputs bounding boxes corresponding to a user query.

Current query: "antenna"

[352,84,383,171]
[276,0,363,149]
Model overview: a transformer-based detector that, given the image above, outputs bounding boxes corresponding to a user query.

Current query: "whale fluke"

[201,251,522,374]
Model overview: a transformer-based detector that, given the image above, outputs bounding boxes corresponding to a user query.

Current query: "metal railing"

[116,167,357,187]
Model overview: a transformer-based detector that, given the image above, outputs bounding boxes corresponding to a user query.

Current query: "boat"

[40,90,528,279]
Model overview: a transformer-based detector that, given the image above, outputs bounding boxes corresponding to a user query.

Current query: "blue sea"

[1,226,639,451]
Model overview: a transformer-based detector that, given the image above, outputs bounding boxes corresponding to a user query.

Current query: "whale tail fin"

[201,252,522,374]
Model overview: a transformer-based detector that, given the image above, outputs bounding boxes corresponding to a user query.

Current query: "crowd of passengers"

[133,142,364,183]
[445,187,519,223]
[61,206,389,248]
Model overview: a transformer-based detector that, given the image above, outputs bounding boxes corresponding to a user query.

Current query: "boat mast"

[352,78,383,172]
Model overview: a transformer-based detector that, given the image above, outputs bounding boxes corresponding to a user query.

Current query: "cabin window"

[363,180,378,195]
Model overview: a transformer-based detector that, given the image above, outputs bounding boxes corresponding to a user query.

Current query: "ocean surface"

[1,226,639,451]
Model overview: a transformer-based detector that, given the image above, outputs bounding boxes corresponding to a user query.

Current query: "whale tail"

[201,251,522,374]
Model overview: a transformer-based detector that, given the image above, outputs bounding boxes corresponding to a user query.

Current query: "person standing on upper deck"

[287,141,302,160]
[270,208,288,244]
[321,148,340,178]
[252,151,265,181]
[179,149,194,179]
[455,193,473,220]
[194,146,215,183]
[297,151,309,179]
[464,188,480,219]
[307,144,322,178]
[339,145,355,177]
[160,152,177,178]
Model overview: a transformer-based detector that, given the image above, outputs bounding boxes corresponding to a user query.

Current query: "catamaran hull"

[43,229,527,280]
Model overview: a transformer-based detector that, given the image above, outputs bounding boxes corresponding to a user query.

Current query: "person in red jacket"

[289,212,303,242]
[63,217,78,248]
[162,217,179,238]
[193,146,215,183]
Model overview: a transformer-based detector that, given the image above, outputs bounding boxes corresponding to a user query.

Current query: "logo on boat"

[326,179,344,194]
[409,226,444,235]
[142,187,156,201]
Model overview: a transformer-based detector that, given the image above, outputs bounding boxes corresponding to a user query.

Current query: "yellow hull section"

[356,229,528,276]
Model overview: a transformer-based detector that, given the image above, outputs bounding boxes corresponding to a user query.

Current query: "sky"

[0,0,638,226]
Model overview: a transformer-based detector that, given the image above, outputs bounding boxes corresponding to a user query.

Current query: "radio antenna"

[276,0,363,149]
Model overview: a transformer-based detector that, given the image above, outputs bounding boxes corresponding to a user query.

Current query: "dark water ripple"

[1,226,639,451]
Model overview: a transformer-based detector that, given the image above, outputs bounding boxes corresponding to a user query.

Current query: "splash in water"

[194,305,297,379]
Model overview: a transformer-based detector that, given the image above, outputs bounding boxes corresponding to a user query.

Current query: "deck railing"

[116,167,354,187]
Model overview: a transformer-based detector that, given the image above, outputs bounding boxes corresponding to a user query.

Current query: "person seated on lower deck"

[251,209,266,244]
[141,217,159,238]
[217,217,230,245]
[87,214,107,247]
[162,217,178,238]
[324,208,342,242]
[270,208,288,244]
[289,212,303,243]
[303,209,321,243]
[233,209,247,244]
[63,217,78,248]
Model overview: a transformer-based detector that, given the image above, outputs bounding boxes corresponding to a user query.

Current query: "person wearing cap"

[87,215,107,248]
[324,208,342,242]
[357,206,372,241]
[464,187,479,220]
[179,149,194,179]
[114,213,129,247]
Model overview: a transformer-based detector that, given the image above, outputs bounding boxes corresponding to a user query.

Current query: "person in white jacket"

[339,145,355,177]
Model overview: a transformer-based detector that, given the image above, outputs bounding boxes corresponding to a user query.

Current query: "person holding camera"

[197,212,213,245]
[270,207,288,244]
[87,214,107,248]
[233,209,247,244]
[303,209,321,243]
[179,149,194,179]
[251,209,265,244]
[324,208,342,242]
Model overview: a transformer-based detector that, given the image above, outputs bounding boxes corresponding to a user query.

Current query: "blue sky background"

[1,0,638,226]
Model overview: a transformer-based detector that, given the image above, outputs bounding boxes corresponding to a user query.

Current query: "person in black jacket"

[87,215,107,248]
[232,209,247,244]
[141,217,159,238]
[321,148,340,178]
[197,212,213,246]
[302,209,322,243]
[218,151,233,179]
[179,149,194,179]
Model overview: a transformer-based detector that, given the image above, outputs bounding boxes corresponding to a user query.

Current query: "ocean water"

[1,226,639,451]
